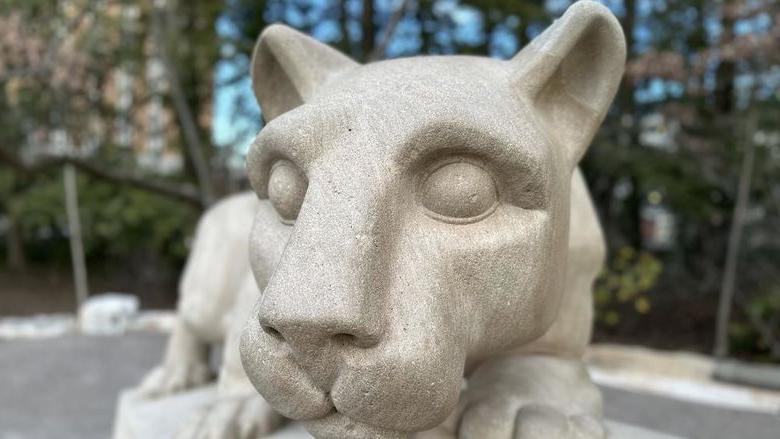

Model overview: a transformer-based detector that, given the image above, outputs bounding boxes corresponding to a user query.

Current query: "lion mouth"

[241,310,465,433]
[306,386,414,437]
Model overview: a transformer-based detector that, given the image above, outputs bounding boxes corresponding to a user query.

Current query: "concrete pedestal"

[113,386,683,438]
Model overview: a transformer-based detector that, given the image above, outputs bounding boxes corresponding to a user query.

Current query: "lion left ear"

[510,1,626,167]
[251,24,358,122]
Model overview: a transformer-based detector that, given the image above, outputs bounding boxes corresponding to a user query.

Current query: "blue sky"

[210,0,518,154]
[210,0,778,158]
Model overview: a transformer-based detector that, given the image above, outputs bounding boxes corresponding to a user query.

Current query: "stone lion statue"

[141,1,625,438]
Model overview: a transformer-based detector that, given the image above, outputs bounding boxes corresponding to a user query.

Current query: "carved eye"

[268,160,307,224]
[419,160,498,223]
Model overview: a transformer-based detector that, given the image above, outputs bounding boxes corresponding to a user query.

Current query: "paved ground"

[0,333,778,439]
[0,333,163,439]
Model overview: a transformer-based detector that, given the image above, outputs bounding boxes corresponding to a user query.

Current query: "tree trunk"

[618,0,643,249]
[339,0,355,57]
[153,3,215,207]
[6,212,26,271]
[64,165,90,310]
[712,1,740,358]
[361,0,376,61]
[714,5,736,117]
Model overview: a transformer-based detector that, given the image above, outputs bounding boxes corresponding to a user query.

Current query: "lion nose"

[256,233,386,355]
[258,306,381,349]
[255,233,387,352]
[253,176,390,361]
[255,292,383,391]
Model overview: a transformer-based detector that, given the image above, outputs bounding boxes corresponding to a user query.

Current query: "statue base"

[113,386,682,438]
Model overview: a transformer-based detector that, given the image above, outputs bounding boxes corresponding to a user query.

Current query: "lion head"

[240,2,624,437]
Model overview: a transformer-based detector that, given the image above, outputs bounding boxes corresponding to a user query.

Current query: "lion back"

[178,191,259,343]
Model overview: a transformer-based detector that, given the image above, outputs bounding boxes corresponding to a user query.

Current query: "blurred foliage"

[595,246,663,327]
[3,167,196,266]
[730,287,780,360]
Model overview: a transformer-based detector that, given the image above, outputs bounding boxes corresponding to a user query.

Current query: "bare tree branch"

[0,148,203,209]
[152,3,215,207]
[368,0,411,62]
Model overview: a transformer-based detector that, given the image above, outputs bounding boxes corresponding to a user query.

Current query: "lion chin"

[303,413,408,439]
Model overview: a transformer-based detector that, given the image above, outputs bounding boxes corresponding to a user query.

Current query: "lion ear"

[510,1,626,167]
[251,24,358,122]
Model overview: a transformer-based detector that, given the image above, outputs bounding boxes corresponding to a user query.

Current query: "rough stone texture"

[113,387,683,439]
[113,387,214,439]
[238,1,627,438]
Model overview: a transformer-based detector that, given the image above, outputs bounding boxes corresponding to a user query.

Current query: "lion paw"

[175,395,285,439]
[513,405,604,439]
[138,361,213,399]
[459,402,604,439]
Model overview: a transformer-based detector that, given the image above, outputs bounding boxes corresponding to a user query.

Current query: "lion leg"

[178,273,285,439]
[138,318,213,398]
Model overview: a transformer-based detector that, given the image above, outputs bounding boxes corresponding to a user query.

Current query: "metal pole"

[64,164,89,311]
[714,116,756,358]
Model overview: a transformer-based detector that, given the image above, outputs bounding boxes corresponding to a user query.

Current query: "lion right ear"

[251,24,358,122]
[509,1,626,168]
